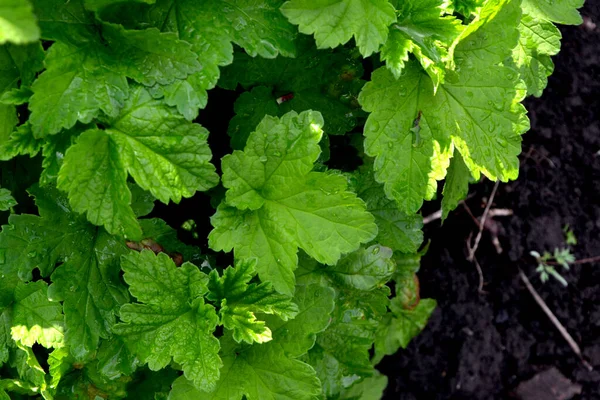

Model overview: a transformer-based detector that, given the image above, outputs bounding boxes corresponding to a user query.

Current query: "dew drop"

[273,151,281,157]
[259,155,268,163]
[27,251,37,258]
[372,246,380,255]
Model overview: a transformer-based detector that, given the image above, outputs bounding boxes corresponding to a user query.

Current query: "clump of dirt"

[379,2,600,399]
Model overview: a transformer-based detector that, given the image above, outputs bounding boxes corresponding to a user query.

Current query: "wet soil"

[379,2,600,399]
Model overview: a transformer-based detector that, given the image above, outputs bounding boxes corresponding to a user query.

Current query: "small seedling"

[563,224,578,246]
[530,248,576,286]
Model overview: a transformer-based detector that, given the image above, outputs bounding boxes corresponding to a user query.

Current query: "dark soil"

[379,3,600,399]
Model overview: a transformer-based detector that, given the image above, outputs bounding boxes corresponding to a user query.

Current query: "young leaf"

[453,0,485,16]
[0,188,16,211]
[441,150,473,220]
[208,259,298,344]
[373,298,436,363]
[508,11,561,97]
[382,0,463,87]
[113,251,222,391]
[0,0,40,45]
[281,0,397,56]
[57,86,218,239]
[209,110,377,295]
[0,124,43,161]
[170,283,334,400]
[0,43,43,146]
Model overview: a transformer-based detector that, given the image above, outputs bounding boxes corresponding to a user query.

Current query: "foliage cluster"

[0,0,582,398]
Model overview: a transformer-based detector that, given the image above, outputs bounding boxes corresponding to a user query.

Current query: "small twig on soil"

[423,210,442,225]
[488,208,513,218]
[461,202,481,226]
[473,257,488,294]
[546,255,600,266]
[467,181,500,261]
[518,268,594,372]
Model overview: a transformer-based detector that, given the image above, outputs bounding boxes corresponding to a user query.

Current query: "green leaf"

[10,281,64,349]
[0,87,32,105]
[339,371,388,400]
[220,37,350,92]
[210,110,377,295]
[0,44,43,146]
[39,125,80,185]
[52,356,130,399]
[358,63,451,213]
[0,123,43,161]
[129,183,155,218]
[296,249,392,396]
[373,298,436,363]
[101,0,297,120]
[263,283,335,358]
[113,251,222,391]
[359,1,527,212]
[28,41,129,137]
[0,188,16,211]
[102,23,201,87]
[281,0,397,56]
[1,279,63,366]
[208,259,298,344]
[317,245,395,291]
[0,0,40,44]
[169,284,333,400]
[228,86,281,150]
[222,38,364,148]
[352,165,424,253]
[522,0,584,25]
[28,18,201,136]
[10,345,48,395]
[96,337,139,380]
[130,368,179,400]
[441,150,472,220]
[508,11,561,97]
[170,336,321,400]
[382,0,462,87]
[57,86,218,239]
[30,0,97,42]
[306,286,389,397]
[58,129,140,239]
[0,185,129,359]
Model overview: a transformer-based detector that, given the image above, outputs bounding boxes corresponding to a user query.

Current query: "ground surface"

[379,3,600,399]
